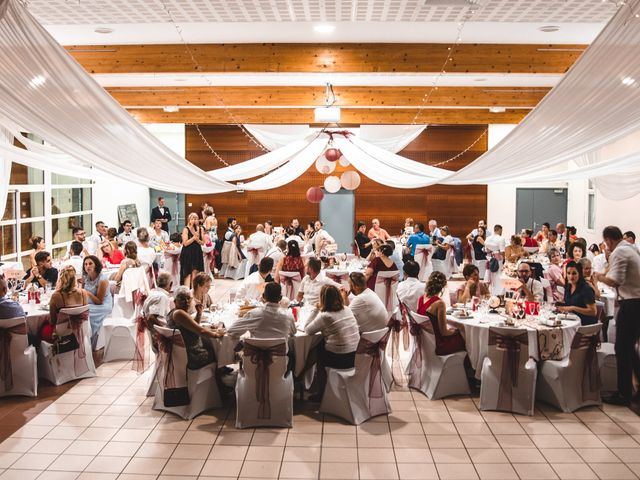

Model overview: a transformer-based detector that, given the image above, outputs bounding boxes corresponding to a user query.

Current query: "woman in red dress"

[365,243,398,291]
[417,271,466,355]
[275,240,306,283]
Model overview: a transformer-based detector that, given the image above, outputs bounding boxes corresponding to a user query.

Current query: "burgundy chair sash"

[375,274,399,312]
[132,290,149,374]
[407,311,435,388]
[571,331,601,401]
[155,331,186,390]
[243,342,288,420]
[415,247,431,275]
[356,330,391,413]
[247,247,262,266]
[279,275,296,300]
[351,241,359,256]
[0,323,27,391]
[326,272,348,285]
[145,265,156,289]
[488,330,529,412]
[57,309,90,377]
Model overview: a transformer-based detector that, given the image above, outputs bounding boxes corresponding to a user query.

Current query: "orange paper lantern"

[306,186,324,203]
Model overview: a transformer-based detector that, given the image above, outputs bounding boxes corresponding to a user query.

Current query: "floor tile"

[474,463,518,480]
[359,462,399,479]
[279,461,319,479]
[47,454,94,472]
[549,463,597,480]
[238,460,280,478]
[396,463,439,479]
[318,462,358,479]
[588,462,637,479]
[436,463,479,480]
[512,463,559,479]
[84,455,130,473]
[200,459,242,477]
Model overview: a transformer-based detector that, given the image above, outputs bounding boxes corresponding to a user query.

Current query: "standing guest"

[428,219,442,241]
[28,236,46,269]
[167,287,221,370]
[456,264,490,304]
[0,275,24,320]
[342,272,388,333]
[117,220,136,246]
[150,196,172,233]
[42,266,86,343]
[367,218,391,241]
[558,261,597,326]
[247,224,273,258]
[466,220,486,241]
[191,272,213,310]
[265,240,287,267]
[313,220,336,254]
[200,202,210,223]
[285,227,304,248]
[396,261,425,312]
[111,241,142,285]
[297,258,341,305]
[181,213,205,288]
[136,228,157,266]
[578,258,601,300]
[417,272,465,355]
[150,219,170,248]
[535,223,551,243]
[484,224,506,254]
[623,231,639,252]
[431,226,454,261]
[275,240,305,284]
[88,221,108,255]
[593,226,640,405]
[406,223,431,257]
[514,263,544,302]
[471,226,487,261]
[386,240,404,280]
[354,221,373,258]
[556,223,567,244]
[203,207,218,241]
[63,241,85,276]
[264,220,274,236]
[504,235,528,264]
[100,241,124,265]
[227,283,296,340]
[545,248,566,302]
[24,251,58,289]
[305,285,360,401]
[290,218,305,237]
[237,257,275,301]
[81,255,113,346]
[234,225,246,257]
[143,272,173,328]
[592,243,609,273]
[365,243,398,291]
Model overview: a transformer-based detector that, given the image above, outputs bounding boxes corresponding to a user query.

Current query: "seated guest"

[24,251,58,289]
[64,228,90,259]
[623,230,639,252]
[417,272,465,355]
[87,221,108,255]
[305,285,360,401]
[565,242,585,267]
[545,248,566,302]
[342,272,388,333]
[558,261,597,325]
[28,236,46,269]
[117,220,136,246]
[192,272,213,310]
[505,235,528,264]
[149,219,170,248]
[406,222,430,257]
[112,241,142,285]
[237,257,275,301]
[42,266,86,343]
[0,275,25,320]
[587,243,600,260]
[514,263,544,302]
[265,239,287,267]
[81,255,113,346]
[401,217,415,236]
[535,222,550,243]
[297,257,341,306]
[289,218,305,237]
[365,238,384,262]
[368,218,391,241]
[284,227,304,248]
[313,220,335,254]
[396,261,425,312]
[387,240,404,280]
[227,282,296,339]
[166,232,183,250]
[136,228,157,265]
[471,226,487,261]
[354,221,373,258]
[365,243,399,291]
[540,229,563,254]
[106,227,119,252]
[592,243,609,273]
[521,229,539,248]
[63,241,85,276]
[456,264,489,304]
[578,258,601,300]
[143,272,173,328]
[100,240,125,265]
[275,240,305,284]
[166,287,221,369]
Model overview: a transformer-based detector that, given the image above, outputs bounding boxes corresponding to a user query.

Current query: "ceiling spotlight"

[489,106,506,113]
[539,25,560,32]
[163,106,180,113]
[94,27,114,34]
[313,24,336,34]
[29,75,46,88]
[622,76,636,86]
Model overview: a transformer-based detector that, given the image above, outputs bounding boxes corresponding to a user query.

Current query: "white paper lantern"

[324,175,341,193]
[340,171,361,190]
[315,157,336,175]
[338,156,350,167]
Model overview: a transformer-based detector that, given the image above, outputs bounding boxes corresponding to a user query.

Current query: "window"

[587,179,595,231]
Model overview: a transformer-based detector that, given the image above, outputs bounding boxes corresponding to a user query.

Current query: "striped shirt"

[304,306,360,354]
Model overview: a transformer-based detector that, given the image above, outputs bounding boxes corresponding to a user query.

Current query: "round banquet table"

[447,312,581,379]
[22,302,51,336]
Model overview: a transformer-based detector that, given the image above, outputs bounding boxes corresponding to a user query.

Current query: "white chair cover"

[235,338,293,429]
[536,324,603,413]
[320,328,392,425]
[101,289,147,363]
[38,305,96,386]
[414,244,433,282]
[219,241,232,276]
[162,248,182,292]
[278,271,302,300]
[202,244,216,277]
[431,249,457,279]
[524,246,540,254]
[469,243,487,280]
[0,317,37,397]
[597,342,617,393]
[245,245,265,278]
[373,270,400,317]
[479,327,537,416]
[484,252,504,296]
[325,271,350,290]
[405,310,469,399]
[152,326,222,420]
[119,266,150,303]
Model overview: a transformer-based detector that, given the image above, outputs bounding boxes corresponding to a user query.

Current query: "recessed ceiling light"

[29,75,46,88]
[622,76,636,86]
[539,25,560,32]
[163,106,180,113]
[314,24,336,34]
[489,106,506,113]
[94,27,114,34]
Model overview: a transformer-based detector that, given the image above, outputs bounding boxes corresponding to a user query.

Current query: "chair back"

[246,245,265,268]
[278,271,302,300]
[201,244,216,276]
[432,248,456,279]
[0,317,29,393]
[56,304,92,377]
[325,271,350,290]
[121,267,150,302]
[153,325,188,392]
[406,310,438,389]
[414,244,433,282]
[220,241,232,265]
[568,324,602,402]
[355,328,391,417]
[374,270,400,314]
[524,246,540,254]
[163,248,181,291]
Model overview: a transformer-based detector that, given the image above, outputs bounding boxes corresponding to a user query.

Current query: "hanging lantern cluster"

[307,141,361,203]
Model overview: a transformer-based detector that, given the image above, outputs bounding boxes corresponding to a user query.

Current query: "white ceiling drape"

[0,127,12,220]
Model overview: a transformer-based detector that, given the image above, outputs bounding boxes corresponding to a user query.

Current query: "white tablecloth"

[22,302,51,335]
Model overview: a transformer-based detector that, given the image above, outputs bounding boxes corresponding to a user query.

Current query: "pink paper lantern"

[340,171,361,190]
[306,186,324,203]
[324,148,342,162]
[315,157,336,174]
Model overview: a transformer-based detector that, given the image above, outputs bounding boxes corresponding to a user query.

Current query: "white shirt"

[592,253,608,274]
[298,272,341,306]
[396,277,425,312]
[137,246,157,266]
[247,231,273,256]
[150,230,169,247]
[117,231,137,245]
[607,241,640,300]
[226,303,296,339]
[304,307,360,354]
[86,234,103,255]
[264,246,285,267]
[143,288,172,321]
[429,227,442,239]
[286,235,304,248]
[237,271,267,301]
[484,234,506,253]
[349,288,389,333]
[314,229,335,252]
[62,256,84,276]
[517,278,544,303]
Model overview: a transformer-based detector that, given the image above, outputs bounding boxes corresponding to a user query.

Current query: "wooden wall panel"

[185,125,487,238]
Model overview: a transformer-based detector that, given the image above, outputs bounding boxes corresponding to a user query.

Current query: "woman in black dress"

[181,212,205,287]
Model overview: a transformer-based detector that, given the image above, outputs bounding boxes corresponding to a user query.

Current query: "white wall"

[90,124,185,233]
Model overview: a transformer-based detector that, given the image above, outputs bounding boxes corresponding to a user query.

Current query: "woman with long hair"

[42,266,87,343]
[82,255,113,345]
[29,236,46,269]
[112,241,142,285]
[181,212,205,287]
[558,261,597,325]
[191,272,213,310]
[275,240,305,283]
[365,243,398,291]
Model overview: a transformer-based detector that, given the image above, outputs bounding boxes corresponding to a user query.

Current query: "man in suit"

[150,196,171,233]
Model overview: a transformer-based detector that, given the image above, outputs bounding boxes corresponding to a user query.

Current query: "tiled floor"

[2,278,639,479]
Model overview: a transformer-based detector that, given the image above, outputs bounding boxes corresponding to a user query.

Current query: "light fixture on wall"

[94,27,114,34]
[313,24,336,34]
[163,106,180,113]
[314,82,341,123]
[489,106,506,113]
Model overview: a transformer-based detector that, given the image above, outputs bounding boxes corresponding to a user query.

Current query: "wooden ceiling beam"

[127,107,528,124]
[107,86,549,108]
[66,43,585,74]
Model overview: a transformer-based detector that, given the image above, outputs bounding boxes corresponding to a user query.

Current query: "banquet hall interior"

[2,0,640,479]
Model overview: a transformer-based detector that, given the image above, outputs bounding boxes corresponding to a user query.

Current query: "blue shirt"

[0,296,25,320]
[406,231,431,256]
[564,281,597,326]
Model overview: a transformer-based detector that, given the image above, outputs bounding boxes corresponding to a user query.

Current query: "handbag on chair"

[51,333,80,355]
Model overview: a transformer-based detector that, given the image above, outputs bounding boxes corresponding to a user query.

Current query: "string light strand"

[431,129,487,167]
